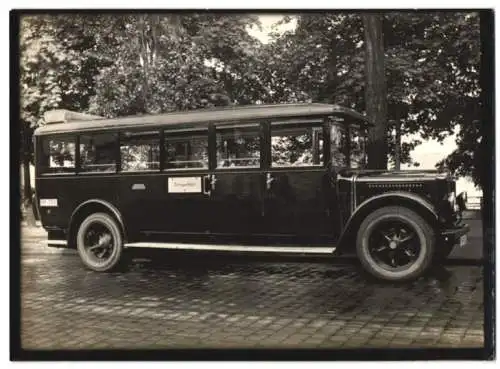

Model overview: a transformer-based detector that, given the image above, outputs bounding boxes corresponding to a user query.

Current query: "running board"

[124,242,336,254]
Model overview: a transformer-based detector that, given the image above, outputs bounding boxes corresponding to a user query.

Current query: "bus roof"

[34,103,371,136]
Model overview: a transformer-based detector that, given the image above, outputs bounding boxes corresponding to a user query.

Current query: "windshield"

[330,122,367,169]
[330,123,348,168]
[349,125,367,169]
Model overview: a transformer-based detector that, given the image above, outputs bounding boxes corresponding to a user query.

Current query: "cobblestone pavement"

[20,228,485,350]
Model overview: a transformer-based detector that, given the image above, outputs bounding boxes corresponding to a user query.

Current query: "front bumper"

[440,223,470,245]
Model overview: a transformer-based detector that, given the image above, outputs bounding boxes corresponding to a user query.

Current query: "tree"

[435,11,491,221]
[20,14,110,203]
[20,16,74,203]
[363,14,388,169]
[432,12,483,182]
[261,13,480,172]
[88,14,264,117]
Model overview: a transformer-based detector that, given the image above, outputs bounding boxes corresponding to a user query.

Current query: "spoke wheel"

[356,206,435,282]
[76,213,124,272]
[368,221,420,271]
[83,224,115,264]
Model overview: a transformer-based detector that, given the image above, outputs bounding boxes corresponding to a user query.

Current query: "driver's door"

[262,120,333,237]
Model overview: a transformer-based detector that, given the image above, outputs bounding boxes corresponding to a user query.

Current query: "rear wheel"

[356,206,435,282]
[76,212,124,272]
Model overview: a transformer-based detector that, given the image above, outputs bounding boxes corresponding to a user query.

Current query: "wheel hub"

[368,219,421,271]
[98,233,112,247]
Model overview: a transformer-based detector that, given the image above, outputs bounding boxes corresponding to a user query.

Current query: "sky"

[249,15,481,196]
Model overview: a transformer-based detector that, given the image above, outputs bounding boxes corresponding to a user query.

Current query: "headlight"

[448,192,456,203]
[447,192,459,212]
[456,191,467,211]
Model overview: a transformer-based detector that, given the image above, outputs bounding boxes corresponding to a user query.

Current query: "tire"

[356,206,435,282]
[76,212,124,272]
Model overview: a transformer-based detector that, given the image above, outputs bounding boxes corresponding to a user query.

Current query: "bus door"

[117,130,164,233]
[160,128,213,233]
[208,123,264,236]
[262,120,332,237]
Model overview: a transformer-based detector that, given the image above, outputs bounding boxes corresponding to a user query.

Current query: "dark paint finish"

[162,173,212,233]
[264,169,331,236]
[37,175,120,229]
[34,104,466,254]
[336,177,353,228]
[36,161,463,251]
[210,170,264,235]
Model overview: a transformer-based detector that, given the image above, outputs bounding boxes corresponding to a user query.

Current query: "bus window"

[271,124,323,167]
[79,133,117,173]
[41,135,76,174]
[330,123,348,168]
[216,124,260,168]
[120,131,160,172]
[164,131,208,170]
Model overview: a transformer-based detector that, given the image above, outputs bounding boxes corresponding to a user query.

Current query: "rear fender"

[67,199,127,247]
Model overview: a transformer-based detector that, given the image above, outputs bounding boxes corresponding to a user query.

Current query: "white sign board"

[40,198,58,207]
[168,177,202,193]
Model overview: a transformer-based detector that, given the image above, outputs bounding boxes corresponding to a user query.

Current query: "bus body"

[33,103,469,281]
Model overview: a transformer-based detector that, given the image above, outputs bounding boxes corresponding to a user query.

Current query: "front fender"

[336,191,438,252]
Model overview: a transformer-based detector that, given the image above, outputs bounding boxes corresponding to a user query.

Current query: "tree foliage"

[86,14,266,116]
[20,14,265,121]
[259,12,481,172]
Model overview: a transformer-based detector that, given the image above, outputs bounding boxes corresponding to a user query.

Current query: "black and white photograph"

[11,7,494,360]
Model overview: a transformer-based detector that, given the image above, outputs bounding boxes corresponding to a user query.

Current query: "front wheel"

[76,212,124,272]
[356,206,435,282]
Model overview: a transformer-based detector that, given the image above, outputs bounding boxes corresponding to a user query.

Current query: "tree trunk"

[138,15,149,113]
[22,124,32,205]
[22,157,32,204]
[22,126,36,226]
[363,14,388,170]
[394,122,401,170]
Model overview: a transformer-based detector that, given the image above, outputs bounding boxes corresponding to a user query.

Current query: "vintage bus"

[33,103,469,281]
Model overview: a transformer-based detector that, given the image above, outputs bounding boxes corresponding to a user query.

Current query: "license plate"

[460,235,468,247]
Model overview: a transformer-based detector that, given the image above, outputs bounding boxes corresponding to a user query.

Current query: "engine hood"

[338,168,452,181]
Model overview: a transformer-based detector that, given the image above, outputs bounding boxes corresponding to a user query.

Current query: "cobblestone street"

[20,227,485,350]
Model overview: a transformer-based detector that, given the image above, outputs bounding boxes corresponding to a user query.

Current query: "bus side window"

[164,131,208,170]
[215,124,260,169]
[80,133,117,173]
[271,124,323,167]
[41,135,76,174]
[120,131,160,172]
